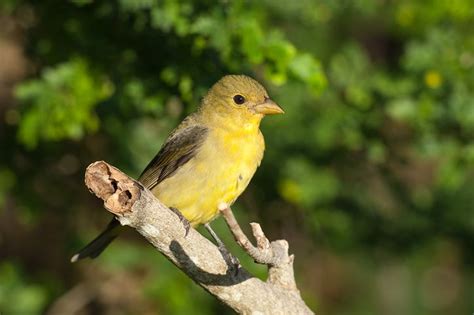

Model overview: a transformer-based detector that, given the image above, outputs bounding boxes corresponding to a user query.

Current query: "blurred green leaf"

[15,58,113,148]
[0,263,48,314]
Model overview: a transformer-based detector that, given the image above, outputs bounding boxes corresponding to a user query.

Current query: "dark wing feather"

[138,124,208,190]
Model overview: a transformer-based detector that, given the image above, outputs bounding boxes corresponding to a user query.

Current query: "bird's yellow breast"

[151,126,264,226]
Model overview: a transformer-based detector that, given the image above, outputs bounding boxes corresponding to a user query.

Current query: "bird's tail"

[71,219,122,262]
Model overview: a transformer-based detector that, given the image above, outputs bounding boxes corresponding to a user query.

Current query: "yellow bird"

[72,75,283,262]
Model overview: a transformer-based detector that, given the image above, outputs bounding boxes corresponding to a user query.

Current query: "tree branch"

[84,161,314,315]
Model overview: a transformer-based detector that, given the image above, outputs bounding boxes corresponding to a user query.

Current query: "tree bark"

[84,161,314,315]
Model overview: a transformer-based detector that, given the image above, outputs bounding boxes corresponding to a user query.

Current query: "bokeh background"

[1,0,474,314]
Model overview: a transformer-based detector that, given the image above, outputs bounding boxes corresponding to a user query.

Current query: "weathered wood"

[84,161,314,315]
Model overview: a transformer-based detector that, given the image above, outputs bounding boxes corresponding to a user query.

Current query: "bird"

[71,74,284,263]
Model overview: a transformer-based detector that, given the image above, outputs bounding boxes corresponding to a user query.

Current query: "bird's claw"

[218,243,241,275]
[204,223,240,275]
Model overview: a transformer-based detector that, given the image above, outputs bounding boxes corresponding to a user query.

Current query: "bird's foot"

[204,222,240,275]
[217,243,241,275]
[169,207,191,237]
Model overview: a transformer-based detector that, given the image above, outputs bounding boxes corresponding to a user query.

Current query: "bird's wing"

[138,123,209,190]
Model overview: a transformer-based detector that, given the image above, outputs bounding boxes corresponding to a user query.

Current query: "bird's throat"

[201,107,263,134]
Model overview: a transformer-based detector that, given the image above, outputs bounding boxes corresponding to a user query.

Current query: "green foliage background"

[1,0,473,314]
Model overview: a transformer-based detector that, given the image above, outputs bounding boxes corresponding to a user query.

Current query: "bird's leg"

[169,207,191,237]
[204,223,240,271]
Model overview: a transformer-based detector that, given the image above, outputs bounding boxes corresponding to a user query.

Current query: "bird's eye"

[233,94,246,105]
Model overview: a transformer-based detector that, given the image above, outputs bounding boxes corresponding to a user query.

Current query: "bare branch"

[220,206,298,290]
[83,161,314,315]
[220,206,280,266]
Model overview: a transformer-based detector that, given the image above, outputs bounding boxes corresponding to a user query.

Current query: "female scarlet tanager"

[71,75,284,262]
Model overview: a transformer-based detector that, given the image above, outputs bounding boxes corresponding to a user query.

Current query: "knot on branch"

[84,161,140,215]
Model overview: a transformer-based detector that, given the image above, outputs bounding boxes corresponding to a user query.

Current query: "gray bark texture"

[84,161,315,315]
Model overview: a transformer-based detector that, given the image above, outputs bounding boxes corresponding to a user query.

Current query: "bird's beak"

[253,98,284,115]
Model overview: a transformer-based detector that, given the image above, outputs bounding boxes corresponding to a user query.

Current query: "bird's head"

[200,75,284,126]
